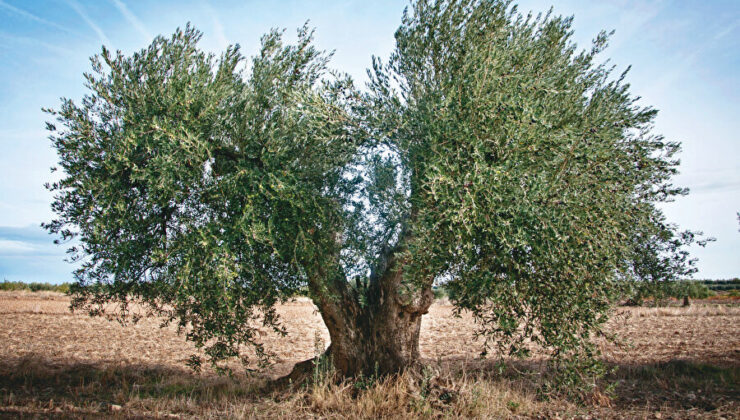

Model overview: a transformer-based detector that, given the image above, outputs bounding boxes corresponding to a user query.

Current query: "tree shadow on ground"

[436,355,739,414]
[0,353,737,418]
[0,353,268,418]
[606,359,738,412]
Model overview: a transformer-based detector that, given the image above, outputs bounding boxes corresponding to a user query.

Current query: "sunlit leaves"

[45,24,364,371]
[368,0,695,368]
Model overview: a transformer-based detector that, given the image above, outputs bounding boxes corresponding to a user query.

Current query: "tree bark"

[284,245,434,382]
[328,259,434,377]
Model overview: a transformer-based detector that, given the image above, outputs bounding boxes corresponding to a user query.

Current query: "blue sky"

[0,0,738,282]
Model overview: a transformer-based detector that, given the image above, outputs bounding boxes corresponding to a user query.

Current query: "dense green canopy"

[373,0,686,357]
[45,25,369,366]
[45,0,701,375]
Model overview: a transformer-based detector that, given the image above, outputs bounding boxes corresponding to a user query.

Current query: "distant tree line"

[695,278,740,291]
[0,280,71,293]
[627,278,740,306]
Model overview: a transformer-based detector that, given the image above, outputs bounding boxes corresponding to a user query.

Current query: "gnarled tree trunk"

[284,245,434,382]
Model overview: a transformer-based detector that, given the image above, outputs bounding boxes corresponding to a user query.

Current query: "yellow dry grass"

[0,291,738,419]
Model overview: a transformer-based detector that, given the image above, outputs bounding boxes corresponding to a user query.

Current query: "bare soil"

[0,291,738,419]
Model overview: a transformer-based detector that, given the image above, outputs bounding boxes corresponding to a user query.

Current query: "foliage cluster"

[374,0,707,372]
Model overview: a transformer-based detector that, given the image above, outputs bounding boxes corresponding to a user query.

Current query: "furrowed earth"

[1,291,738,419]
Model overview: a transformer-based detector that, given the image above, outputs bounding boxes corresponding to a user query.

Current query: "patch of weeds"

[309,330,334,387]
[507,400,521,412]
[419,365,437,400]
[352,362,380,392]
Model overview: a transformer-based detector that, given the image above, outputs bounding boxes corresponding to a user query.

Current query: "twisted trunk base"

[280,257,434,385]
[274,233,436,387]
[328,295,430,377]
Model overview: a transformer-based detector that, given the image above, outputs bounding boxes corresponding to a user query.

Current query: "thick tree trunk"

[284,246,434,382]
[328,272,434,377]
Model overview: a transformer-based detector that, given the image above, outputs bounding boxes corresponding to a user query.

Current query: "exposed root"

[271,345,339,390]
[271,351,432,392]
[271,357,321,390]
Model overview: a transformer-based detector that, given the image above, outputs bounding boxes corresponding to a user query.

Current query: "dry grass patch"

[0,292,738,418]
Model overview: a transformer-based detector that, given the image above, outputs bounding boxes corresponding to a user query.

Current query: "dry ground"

[0,291,738,419]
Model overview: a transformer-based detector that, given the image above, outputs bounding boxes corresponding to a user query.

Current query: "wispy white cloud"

[201,0,228,49]
[0,239,35,254]
[111,0,152,42]
[713,19,740,41]
[607,1,667,52]
[0,0,79,36]
[0,32,75,56]
[0,226,74,280]
[65,0,111,47]
[646,20,740,99]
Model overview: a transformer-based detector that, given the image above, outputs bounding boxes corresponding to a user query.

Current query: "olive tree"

[626,218,712,306]
[45,0,697,379]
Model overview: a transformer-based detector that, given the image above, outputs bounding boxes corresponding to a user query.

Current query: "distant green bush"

[675,280,714,299]
[0,280,71,293]
[629,279,715,306]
